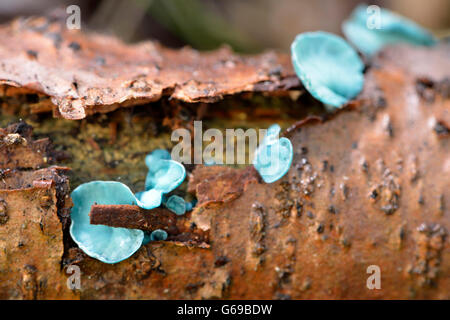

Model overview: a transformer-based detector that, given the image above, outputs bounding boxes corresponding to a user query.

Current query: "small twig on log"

[89,204,209,244]
[90,204,179,232]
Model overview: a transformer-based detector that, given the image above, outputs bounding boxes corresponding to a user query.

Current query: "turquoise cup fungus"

[291,31,364,108]
[165,195,187,215]
[185,199,197,211]
[138,149,186,209]
[342,4,437,57]
[70,181,144,264]
[253,124,293,183]
[70,149,186,264]
[142,229,168,245]
[150,229,168,241]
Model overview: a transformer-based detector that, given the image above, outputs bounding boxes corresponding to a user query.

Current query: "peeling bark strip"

[0,17,300,120]
[188,165,260,207]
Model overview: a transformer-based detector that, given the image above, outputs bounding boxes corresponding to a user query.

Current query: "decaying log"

[0,14,448,299]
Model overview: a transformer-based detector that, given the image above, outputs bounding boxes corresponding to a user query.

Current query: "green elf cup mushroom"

[70,181,144,264]
[143,229,168,245]
[342,4,437,57]
[291,31,365,109]
[137,149,186,209]
[253,124,293,183]
[164,195,188,215]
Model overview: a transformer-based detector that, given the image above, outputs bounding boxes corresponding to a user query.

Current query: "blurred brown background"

[0,0,449,52]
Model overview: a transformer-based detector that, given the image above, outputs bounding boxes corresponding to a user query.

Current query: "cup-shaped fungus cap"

[291,31,364,108]
[253,124,293,183]
[142,229,169,245]
[342,4,437,57]
[136,189,164,210]
[144,149,186,193]
[137,149,186,210]
[165,195,187,215]
[150,229,168,241]
[70,181,144,264]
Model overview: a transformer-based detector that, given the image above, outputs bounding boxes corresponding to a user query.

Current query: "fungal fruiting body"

[253,124,293,183]
[165,195,188,215]
[143,229,168,245]
[70,181,144,264]
[291,31,364,108]
[342,4,437,56]
[150,229,168,241]
[138,149,186,209]
[70,149,186,264]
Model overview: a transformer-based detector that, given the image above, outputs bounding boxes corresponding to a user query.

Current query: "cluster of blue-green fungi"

[291,4,437,108]
[70,149,189,264]
[253,124,293,183]
[291,31,365,109]
[70,127,294,263]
